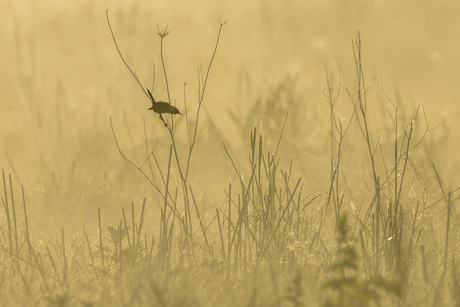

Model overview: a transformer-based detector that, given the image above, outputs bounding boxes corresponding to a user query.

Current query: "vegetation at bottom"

[1,20,459,307]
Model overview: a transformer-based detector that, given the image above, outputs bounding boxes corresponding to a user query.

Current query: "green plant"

[322,214,401,307]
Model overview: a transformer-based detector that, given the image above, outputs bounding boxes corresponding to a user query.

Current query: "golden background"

[2,1,458,228]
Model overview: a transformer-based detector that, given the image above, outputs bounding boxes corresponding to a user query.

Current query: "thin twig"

[106,9,148,99]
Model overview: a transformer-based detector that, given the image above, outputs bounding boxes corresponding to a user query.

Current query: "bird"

[147,89,181,115]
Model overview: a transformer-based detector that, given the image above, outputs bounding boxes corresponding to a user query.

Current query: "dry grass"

[1,2,460,307]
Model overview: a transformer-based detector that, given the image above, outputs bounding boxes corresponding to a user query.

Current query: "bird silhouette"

[147,89,181,115]
[147,89,181,126]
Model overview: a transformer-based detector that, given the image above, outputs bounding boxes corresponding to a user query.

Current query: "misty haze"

[1,1,459,306]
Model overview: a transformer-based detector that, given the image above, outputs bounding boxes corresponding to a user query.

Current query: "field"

[1,1,460,306]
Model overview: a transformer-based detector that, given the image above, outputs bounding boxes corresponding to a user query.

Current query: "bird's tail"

[147,89,156,103]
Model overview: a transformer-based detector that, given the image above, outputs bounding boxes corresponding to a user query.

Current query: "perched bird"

[147,89,181,115]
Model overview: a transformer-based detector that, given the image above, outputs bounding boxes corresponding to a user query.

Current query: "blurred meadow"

[1,0,460,306]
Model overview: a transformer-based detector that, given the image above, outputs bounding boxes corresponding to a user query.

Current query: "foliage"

[322,215,401,307]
